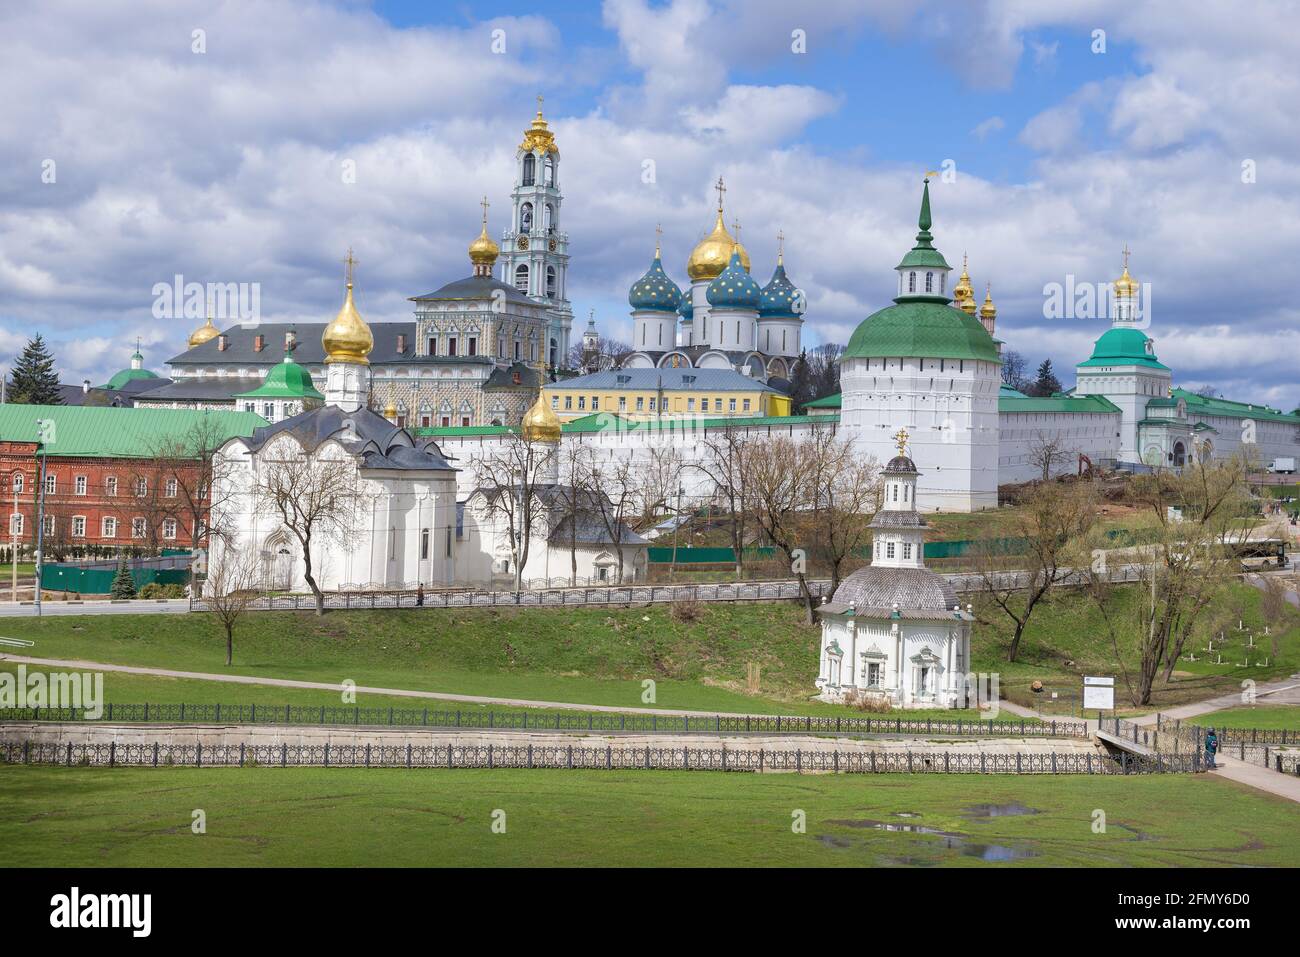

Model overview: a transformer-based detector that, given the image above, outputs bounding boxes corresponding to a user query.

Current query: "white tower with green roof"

[838,178,1002,511]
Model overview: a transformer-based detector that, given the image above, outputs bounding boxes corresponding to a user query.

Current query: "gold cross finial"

[480,195,490,226]
[777,229,785,264]
[715,176,726,212]
[343,248,358,285]
[1122,243,1131,269]
[925,169,938,181]
[731,218,741,243]
[893,428,910,456]
[536,93,544,116]
[655,222,663,255]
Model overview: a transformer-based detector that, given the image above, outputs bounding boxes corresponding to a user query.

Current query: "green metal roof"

[999,384,1028,398]
[802,393,842,409]
[1171,387,1300,424]
[1077,327,1169,370]
[999,394,1121,415]
[895,179,951,271]
[233,356,324,400]
[103,367,160,390]
[0,405,267,457]
[844,300,1000,362]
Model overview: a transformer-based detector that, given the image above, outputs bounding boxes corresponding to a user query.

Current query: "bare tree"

[556,442,596,586]
[203,539,264,665]
[744,433,819,623]
[251,436,367,615]
[637,443,684,524]
[973,479,1099,663]
[696,429,751,580]
[1026,431,1074,482]
[798,423,880,591]
[144,416,241,550]
[588,456,640,584]
[471,433,557,591]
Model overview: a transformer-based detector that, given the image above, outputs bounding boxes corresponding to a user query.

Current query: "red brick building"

[0,405,265,560]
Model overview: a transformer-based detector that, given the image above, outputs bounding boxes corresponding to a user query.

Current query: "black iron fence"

[1154,716,1300,775]
[0,703,1088,738]
[0,739,1198,774]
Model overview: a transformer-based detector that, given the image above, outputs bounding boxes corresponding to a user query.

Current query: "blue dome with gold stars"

[759,261,800,318]
[628,253,682,312]
[678,293,694,322]
[705,250,761,310]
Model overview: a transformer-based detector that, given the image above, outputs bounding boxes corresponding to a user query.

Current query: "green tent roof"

[802,393,842,409]
[103,367,159,390]
[1171,387,1300,424]
[1077,327,1169,370]
[0,405,266,457]
[844,299,1000,362]
[233,356,324,400]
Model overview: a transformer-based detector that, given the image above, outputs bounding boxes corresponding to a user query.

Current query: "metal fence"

[1154,716,1300,775]
[0,704,1087,738]
[1,740,1198,774]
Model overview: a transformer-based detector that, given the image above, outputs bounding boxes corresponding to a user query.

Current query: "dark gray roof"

[411,275,536,307]
[133,377,263,402]
[829,565,960,616]
[484,362,545,390]
[869,510,927,529]
[545,367,774,392]
[168,323,413,367]
[883,455,918,474]
[240,405,455,472]
[548,515,647,547]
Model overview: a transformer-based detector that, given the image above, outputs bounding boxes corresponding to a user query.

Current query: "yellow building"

[543,368,790,421]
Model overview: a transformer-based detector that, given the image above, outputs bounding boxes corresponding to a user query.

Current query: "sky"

[4,0,1298,409]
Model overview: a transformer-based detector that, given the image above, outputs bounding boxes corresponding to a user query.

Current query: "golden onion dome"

[979,284,997,320]
[187,315,219,348]
[521,392,562,443]
[1113,263,1139,298]
[953,253,975,312]
[383,400,397,420]
[519,97,559,155]
[468,221,500,267]
[687,210,750,281]
[322,279,374,365]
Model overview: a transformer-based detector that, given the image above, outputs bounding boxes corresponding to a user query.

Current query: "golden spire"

[1113,244,1138,297]
[519,95,559,154]
[979,282,997,321]
[468,195,500,272]
[953,252,976,314]
[893,428,910,456]
[687,178,750,280]
[187,292,220,348]
[521,391,562,443]
[322,247,374,365]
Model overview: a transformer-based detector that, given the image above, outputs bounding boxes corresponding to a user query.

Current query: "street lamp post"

[34,440,47,617]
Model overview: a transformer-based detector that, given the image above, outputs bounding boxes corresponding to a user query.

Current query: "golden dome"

[953,253,976,314]
[469,221,499,267]
[322,271,374,366]
[521,392,562,443]
[519,96,559,155]
[979,284,997,320]
[687,209,750,281]
[188,315,219,348]
[1113,264,1139,298]
[383,400,397,420]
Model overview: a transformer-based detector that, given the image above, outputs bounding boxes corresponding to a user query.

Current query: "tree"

[744,433,819,623]
[1080,456,1253,705]
[787,350,813,408]
[555,442,595,586]
[1026,431,1074,482]
[250,434,368,615]
[805,343,843,401]
[203,537,263,665]
[470,433,557,590]
[696,429,752,580]
[1000,350,1029,391]
[802,423,880,591]
[972,480,1099,662]
[1028,359,1061,397]
[109,556,137,599]
[566,336,631,374]
[587,456,640,585]
[9,335,62,405]
[145,416,241,550]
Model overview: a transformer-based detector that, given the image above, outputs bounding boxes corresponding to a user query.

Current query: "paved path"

[1209,755,1300,803]
[0,600,191,618]
[1128,677,1300,725]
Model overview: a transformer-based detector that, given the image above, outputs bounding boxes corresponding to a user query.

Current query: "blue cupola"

[628,252,682,312]
[706,249,762,310]
[678,294,694,322]
[759,259,800,318]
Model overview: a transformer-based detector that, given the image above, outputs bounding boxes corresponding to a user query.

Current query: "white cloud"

[970,116,1005,140]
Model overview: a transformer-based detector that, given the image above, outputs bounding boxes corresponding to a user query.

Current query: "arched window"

[908,272,916,292]
[522,153,535,186]
[549,337,558,368]
[925,272,933,292]
[544,203,554,233]
[546,265,557,298]
[514,264,529,293]
[11,472,22,493]
[519,202,533,233]
[543,155,554,186]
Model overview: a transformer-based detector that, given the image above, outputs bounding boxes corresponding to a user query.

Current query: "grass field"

[1196,705,1300,731]
[1,766,1295,867]
[2,579,1296,718]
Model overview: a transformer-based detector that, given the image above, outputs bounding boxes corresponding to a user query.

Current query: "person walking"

[1204,728,1219,769]
[416,582,425,607]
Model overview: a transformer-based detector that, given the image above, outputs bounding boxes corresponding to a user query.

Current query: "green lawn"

[1,766,1295,867]
[1197,705,1300,731]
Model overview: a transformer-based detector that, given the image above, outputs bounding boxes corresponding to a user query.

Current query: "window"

[742,399,751,412]
[44,474,56,495]
[468,337,477,356]
[866,662,882,687]
[925,272,933,292]
[244,402,254,413]
[43,515,54,536]
[165,478,177,498]
[564,395,573,410]
[75,475,87,496]
[618,396,626,412]
[163,519,177,540]
[428,337,438,355]
[592,397,599,411]
[11,473,22,493]
[72,516,86,538]
[522,153,535,186]
[728,398,736,412]
[102,516,117,538]
[635,396,644,411]
[648,397,656,411]
[264,402,274,419]
[577,396,586,411]
[132,518,146,539]
[441,416,450,427]
[687,398,695,411]
[105,476,117,497]
[448,337,457,357]
[903,543,912,559]
[134,477,147,497]
[551,396,559,409]
[420,528,429,560]
[461,416,470,427]
[9,513,22,535]
[886,542,895,559]
[714,398,722,412]
[514,264,529,293]
[908,272,916,292]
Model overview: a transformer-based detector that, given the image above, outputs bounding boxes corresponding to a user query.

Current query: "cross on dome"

[714,176,726,211]
[343,247,358,285]
[893,428,910,455]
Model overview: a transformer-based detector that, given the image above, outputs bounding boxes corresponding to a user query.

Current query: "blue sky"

[3,0,1298,410]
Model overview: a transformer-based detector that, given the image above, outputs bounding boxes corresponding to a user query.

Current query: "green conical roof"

[1077,327,1169,370]
[896,178,951,271]
[234,353,324,400]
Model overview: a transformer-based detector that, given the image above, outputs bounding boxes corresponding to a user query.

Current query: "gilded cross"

[731,218,742,243]
[1122,243,1131,269]
[893,428,910,456]
[714,176,726,211]
[655,222,663,254]
[480,195,490,225]
[343,248,358,284]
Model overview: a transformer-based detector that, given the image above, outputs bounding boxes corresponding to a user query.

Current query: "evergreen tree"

[109,556,137,599]
[9,335,62,405]
[1030,358,1062,398]
[788,349,813,409]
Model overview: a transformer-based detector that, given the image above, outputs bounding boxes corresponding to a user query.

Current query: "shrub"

[669,598,702,623]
